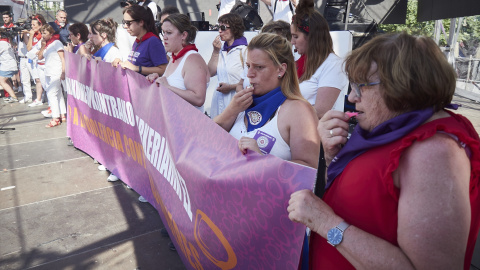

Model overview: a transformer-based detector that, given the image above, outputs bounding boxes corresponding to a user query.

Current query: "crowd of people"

[1,0,479,268]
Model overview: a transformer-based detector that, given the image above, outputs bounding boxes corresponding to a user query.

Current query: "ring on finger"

[329,129,333,136]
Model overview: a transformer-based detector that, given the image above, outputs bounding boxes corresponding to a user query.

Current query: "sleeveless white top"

[163,50,204,113]
[229,107,291,161]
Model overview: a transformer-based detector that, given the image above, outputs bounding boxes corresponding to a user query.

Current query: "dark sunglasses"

[218,25,230,31]
[122,19,139,27]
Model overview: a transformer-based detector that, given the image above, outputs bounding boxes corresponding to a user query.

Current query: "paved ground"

[0,89,479,270]
[0,94,186,269]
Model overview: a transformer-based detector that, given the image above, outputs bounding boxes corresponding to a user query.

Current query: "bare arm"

[208,35,222,76]
[281,100,320,168]
[58,50,66,80]
[120,61,167,76]
[158,54,208,107]
[313,86,341,119]
[78,45,91,58]
[288,132,471,269]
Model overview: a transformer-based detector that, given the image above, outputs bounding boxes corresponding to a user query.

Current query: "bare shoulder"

[281,99,316,115]
[396,132,471,189]
[186,53,207,66]
[280,99,318,126]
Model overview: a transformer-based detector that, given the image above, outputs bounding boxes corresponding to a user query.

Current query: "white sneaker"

[138,196,148,203]
[19,97,32,104]
[98,165,107,171]
[28,99,43,107]
[41,109,52,118]
[107,173,119,182]
[4,97,18,103]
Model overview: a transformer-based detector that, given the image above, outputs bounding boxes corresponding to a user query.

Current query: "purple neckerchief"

[223,36,248,51]
[73,42,84,54]
[326,107,435,189]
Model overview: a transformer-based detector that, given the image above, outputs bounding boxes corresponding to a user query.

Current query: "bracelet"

[138,65,142,74]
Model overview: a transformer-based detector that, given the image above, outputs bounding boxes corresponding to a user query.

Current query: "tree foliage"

[378,0,480,56]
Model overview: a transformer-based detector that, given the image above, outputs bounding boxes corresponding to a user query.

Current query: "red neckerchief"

[3,23,14,28]
[0,38,9,42]
[45,34,60,48]
[172,44,198,63]
[32,31,42,46]
[135,32,158,43]
[296,54,306,79]
[55,20,66,29]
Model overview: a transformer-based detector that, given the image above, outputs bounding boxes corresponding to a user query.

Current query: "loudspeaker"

[191,21,209,31]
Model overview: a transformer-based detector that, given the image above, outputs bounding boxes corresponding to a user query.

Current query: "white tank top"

[163,50,204,113]
[229,107,291,161]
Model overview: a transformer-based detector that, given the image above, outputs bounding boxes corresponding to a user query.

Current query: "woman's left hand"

[287,189,337,236]
[238,136,262,155]
[155,76,169,88]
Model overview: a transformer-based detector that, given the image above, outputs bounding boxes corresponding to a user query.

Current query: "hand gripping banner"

[65,52,316,270]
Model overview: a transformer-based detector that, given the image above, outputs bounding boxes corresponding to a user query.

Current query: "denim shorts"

[0,70,17,78]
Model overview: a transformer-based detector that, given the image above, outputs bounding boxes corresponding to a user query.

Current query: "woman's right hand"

[146,73,159,83]
[229,86,254,114]
[212,35,222,52]
[317,110,351,165]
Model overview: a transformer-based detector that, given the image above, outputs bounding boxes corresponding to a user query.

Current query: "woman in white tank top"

[215,33,320,169]
[146,14,209,112]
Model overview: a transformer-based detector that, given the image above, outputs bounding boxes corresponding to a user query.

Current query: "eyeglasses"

[218,25,230,31]
[350,81,380,97]
[122,19,138,27]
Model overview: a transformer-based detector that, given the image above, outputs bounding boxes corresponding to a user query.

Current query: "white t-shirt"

[103,46,122,63]
[43,40,64,77]
[299,53,349,112]
[269,0,294,23]
[0,41,18,72]
[139,1,158,20]
[116,26,135,61]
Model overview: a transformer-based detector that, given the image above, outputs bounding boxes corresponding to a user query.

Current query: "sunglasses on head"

[122,19,139,27]
[218,25,230,31]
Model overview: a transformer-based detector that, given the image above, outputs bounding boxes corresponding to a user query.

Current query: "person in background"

[208,13,247,118]
[147,13,208,112]
[158,6,179,24]
[37,24,66,127]
[17,23,33,103]
[90,18,122,63]
[236,20,291,91]
[146,13,209,249]
[116,1,137,61]
[136,0,159,21]
[260,0,296,22]
[288,33,480,270]
[25,14,47,107]
[48,10,70,46]
[2,11,14,29]
[0,28,19,103]
[64,22,90,57]
[217,0,246,21]
[214,33,319,169]
[291,0,348,119]
[112,5,168,76]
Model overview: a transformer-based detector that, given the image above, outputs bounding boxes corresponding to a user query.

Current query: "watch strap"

[336,221,350,232]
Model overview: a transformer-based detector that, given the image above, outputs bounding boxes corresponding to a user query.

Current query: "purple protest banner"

[65,52,317,269]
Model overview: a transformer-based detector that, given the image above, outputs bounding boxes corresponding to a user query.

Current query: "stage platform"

[0,94,186,269]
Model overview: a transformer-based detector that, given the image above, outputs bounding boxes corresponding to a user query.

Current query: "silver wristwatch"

[327,221,350,247]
